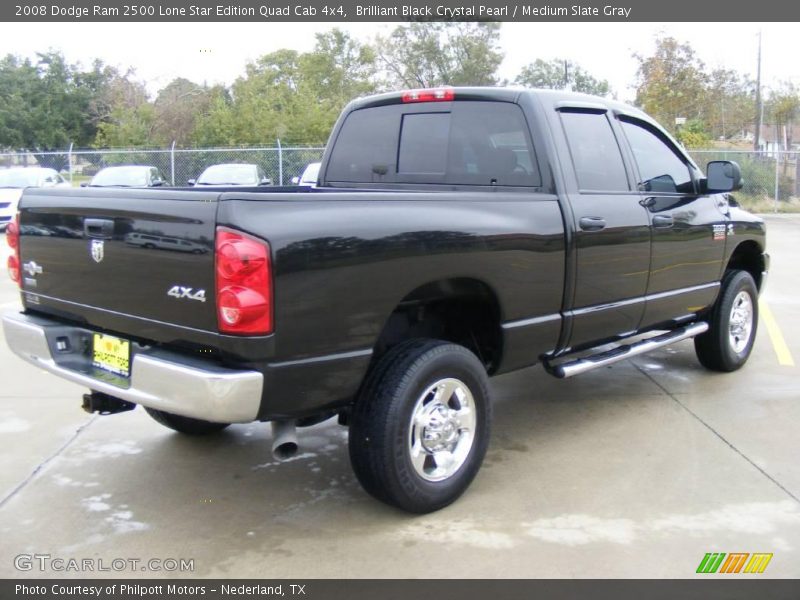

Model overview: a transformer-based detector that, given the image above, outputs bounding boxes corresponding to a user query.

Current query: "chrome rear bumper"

[2,311,263,423]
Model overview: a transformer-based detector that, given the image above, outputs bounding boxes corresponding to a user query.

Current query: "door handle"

[652,215,674,229]
[84,218,114,239]
[579,216,607,231]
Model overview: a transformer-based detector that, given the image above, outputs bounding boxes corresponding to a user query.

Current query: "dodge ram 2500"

[3,87,768,513]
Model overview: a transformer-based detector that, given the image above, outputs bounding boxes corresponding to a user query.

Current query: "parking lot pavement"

[0,216,798,579]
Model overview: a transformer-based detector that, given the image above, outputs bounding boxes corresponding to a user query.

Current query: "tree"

[634,37,709,135]
[0,55,37,150]
[94,102,156,148]
[301,29,377,106]
[767,82,800,151]
[193,29,377,146]
[675,118,711,148]
[152,78,227,146]
[376,22,503,88]
[92,70,154,147]
[297,29,377,137]
[515,58,611,96]
[209,48,304,145]
[0,52,126,167]
[705,68,754,141]
[189,87,234,146]
[84,64,148,126]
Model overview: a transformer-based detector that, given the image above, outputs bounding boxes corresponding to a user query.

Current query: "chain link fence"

[689,150,800,211]
[1,145,798,211]
[0,144,325,187]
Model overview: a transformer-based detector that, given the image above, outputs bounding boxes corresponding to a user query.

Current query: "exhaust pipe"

[271,420,298,460]
[82,392,136,415]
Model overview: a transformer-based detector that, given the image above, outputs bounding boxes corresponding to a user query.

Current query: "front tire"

[695,270,759,372]
[349,339,492,513]
[144,407,230,435]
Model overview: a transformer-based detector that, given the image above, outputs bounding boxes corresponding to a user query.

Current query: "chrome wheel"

[728,290,754,354]
[350,340,492,512]
[408,378,476,482]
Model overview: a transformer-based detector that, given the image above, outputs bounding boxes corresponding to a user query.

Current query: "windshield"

[0,169,44,188]
[196,164,258,185]
[300,163,321,184]
[91,167,150,187]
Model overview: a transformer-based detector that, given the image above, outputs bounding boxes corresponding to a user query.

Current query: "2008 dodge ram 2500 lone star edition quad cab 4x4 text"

[3,88,768,513]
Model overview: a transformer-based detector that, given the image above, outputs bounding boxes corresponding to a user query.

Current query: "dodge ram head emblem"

[90,239,104,263]
[23,261,43,277]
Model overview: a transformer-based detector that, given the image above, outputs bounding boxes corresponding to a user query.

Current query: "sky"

[0,22,798,102]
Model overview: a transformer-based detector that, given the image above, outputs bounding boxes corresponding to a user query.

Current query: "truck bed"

[16,185,566,417]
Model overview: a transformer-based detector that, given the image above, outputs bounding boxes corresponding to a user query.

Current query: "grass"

[736,195,800,214]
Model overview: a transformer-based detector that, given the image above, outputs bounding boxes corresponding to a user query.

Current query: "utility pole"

[754,30,762,152]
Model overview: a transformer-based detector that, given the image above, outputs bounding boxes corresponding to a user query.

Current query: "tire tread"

[349,339,491,513]
[695,269,758,372]
[144,407,230,435]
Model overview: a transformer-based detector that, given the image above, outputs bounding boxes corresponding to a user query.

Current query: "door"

[618,118,726,328]
[559,110,652,349]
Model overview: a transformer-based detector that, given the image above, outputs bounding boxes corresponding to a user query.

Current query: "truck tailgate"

[17,188,219,335]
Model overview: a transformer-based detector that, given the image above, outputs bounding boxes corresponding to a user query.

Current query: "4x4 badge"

[90,239,104,263]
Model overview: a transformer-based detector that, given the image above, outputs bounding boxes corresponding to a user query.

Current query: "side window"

[560,111,629,192]
[620,119,693,194]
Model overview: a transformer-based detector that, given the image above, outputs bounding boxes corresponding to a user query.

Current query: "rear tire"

[349,339,492,513]
[144,407,230,435]
[695,270,758,372]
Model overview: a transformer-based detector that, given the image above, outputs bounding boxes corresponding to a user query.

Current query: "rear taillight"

[215,227,272,335]
[6,215,20,285]
[401,87,455,103]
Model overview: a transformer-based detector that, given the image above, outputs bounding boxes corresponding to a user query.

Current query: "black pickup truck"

[3,88,768,513]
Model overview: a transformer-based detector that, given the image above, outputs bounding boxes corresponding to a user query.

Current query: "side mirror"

[187,179,196,186]
[291,176,300,185]
[80,182,89,187]
[706,161,743,193]
[151,180,164,187]
[260,177,272,186]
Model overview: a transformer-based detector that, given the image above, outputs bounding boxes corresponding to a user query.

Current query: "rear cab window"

[326,101,541,188]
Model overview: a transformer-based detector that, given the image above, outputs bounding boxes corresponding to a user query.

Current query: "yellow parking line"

[759,300,795,367]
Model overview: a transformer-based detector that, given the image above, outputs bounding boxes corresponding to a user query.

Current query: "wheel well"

[372,278,503,373]
[726,241,765,290]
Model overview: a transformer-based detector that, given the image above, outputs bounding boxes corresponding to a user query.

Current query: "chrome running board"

[544,322,709,379]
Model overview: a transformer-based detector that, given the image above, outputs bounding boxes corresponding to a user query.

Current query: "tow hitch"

[82,392,136,415]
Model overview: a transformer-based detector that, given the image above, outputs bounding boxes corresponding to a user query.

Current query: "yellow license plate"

[92,333,130,377]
